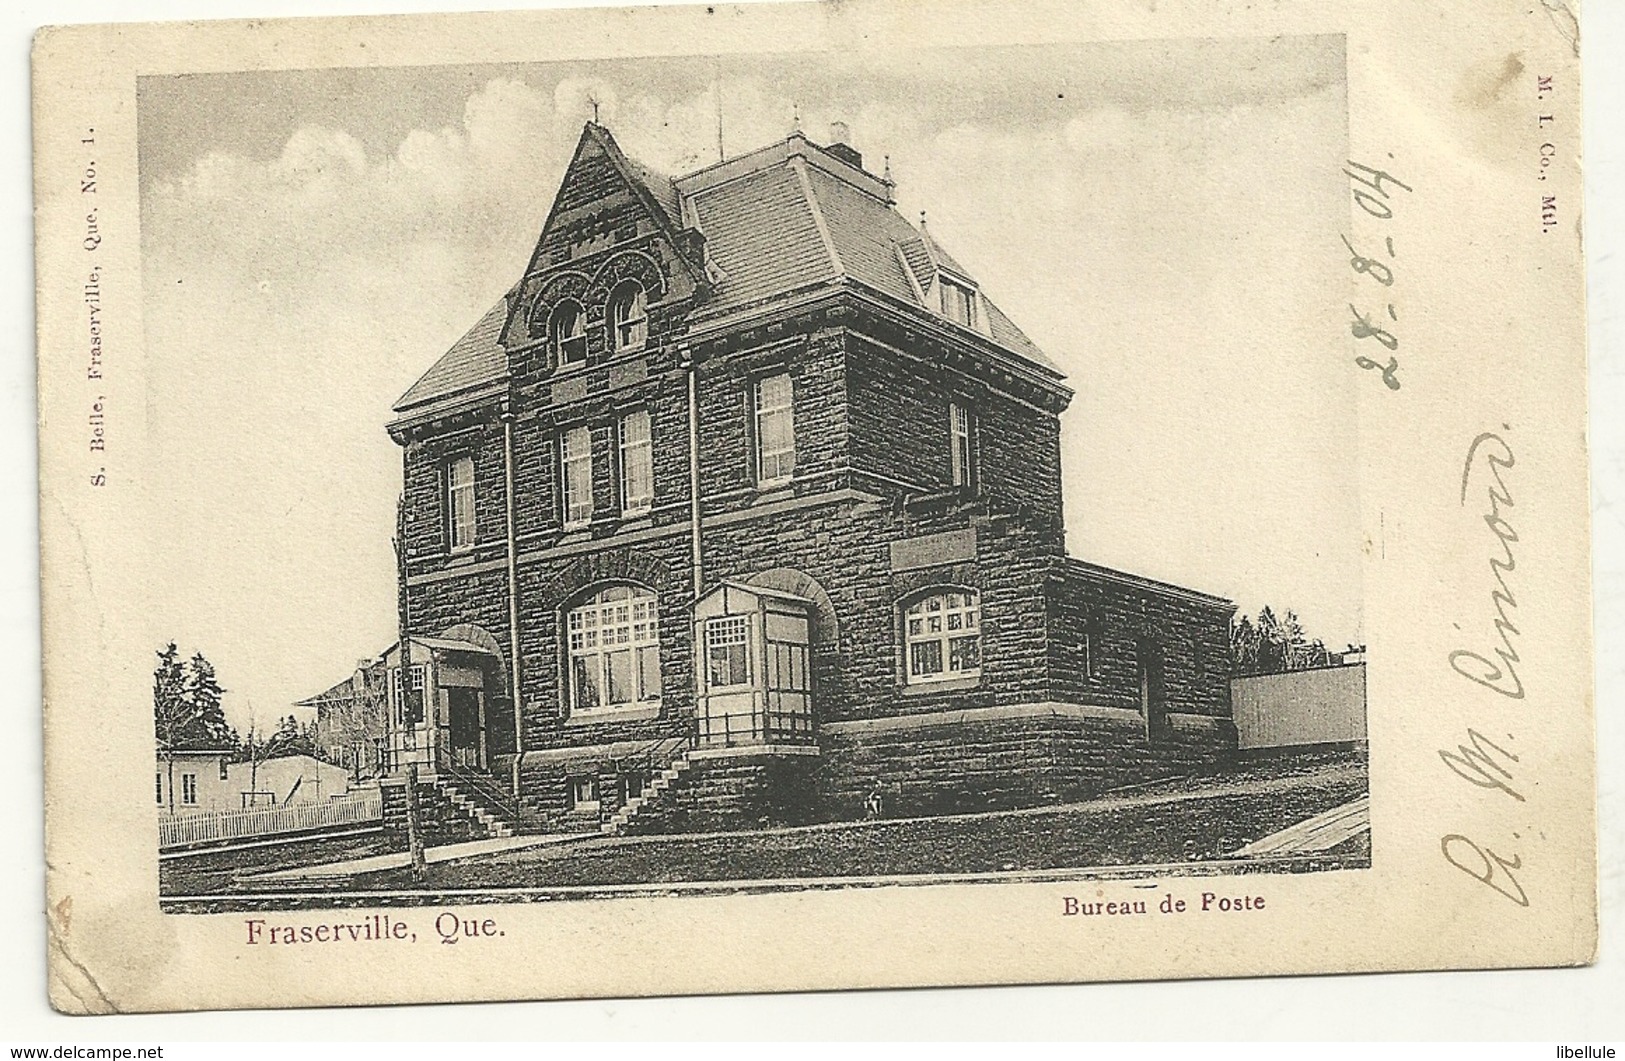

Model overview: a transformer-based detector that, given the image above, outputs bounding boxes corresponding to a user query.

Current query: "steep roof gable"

[517,122,687,279]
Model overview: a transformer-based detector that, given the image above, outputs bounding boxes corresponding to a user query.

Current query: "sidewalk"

[1231,795,1370,856]
[241,832,593,882]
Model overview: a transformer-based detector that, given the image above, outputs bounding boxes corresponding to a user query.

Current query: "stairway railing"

[439,759,521,823]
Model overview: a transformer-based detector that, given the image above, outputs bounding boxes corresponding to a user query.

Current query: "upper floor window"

[550,300,587,366]
[754,372,796,485]
[566,585,661,713]
[446,455,476,551]
[949,401,976,489]
[904,589,982,685]
[155,772,163,804]
[560,426,593,529]
[940,279,977,327]
[618,409,653,516]
[181,773,198,805]
[609,281,647,352]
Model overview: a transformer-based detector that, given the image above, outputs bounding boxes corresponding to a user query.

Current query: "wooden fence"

[1231,663,1367,750]
[159,790,383,849]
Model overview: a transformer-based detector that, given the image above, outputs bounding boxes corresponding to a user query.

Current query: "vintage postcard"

[34,0,1594,1014]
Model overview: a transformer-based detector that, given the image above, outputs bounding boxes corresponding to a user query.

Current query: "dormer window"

[550,300,587,366]
[939,278,976,327]
[609,281,647,352]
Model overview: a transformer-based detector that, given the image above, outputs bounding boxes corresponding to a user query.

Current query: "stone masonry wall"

[819,708,1234,821]
[1046,559,1236,719]
[845,331,1064,523]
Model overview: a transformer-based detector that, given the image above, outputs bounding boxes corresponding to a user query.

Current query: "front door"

[446,687,485,769]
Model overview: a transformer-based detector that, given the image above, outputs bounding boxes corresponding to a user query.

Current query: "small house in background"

[1230,656,1367,752]
[227,754,354,809]
[301,658,390,781]
[155,742,233,813]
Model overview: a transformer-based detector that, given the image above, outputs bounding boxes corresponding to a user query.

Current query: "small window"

[560,426,594,528]
[904,590,982,685]
[940,279,976,327]
[706,615,752,689]
[569,777,600,810]
[155,773,163,805]
[550,300,587,366]
[219,758,230,781]
[618,409,654,516]
[622,773,647,802]
[1083,627,1097,680]
[609,281,647,352]
[754,373,796,485]
[949,402,976,489]
[446,455,476,551]
[181,773,198,806]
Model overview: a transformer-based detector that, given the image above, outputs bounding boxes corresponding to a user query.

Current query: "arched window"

[550,300,586,366]
[903,589,982,684]
[565,584,661,712]
[608,281,647,352]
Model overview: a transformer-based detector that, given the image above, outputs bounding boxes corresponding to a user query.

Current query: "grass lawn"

[344,758,1368,893]
[161,830,394,897]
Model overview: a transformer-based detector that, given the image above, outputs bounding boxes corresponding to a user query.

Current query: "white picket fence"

[159,791,383,849]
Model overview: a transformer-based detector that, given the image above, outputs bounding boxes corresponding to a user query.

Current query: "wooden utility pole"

[394,493,426,884]
[405,762,427,885]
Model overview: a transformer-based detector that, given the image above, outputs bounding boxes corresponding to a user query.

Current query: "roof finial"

[791,102,802,135]
[588,95,601,125]
[883,154,893,182]
[919,209,928,231]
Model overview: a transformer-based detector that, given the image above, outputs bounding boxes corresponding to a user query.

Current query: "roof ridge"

[790,156,844,280]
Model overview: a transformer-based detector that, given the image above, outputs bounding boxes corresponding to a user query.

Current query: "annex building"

[378,122,1238,838]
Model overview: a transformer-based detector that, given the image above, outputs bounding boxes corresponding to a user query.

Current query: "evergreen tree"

[1231,607,1332,675]
[153,643,191,813]
[184,652,234,748]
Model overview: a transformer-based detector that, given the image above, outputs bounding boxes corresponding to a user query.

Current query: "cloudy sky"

[137,34,1355,732]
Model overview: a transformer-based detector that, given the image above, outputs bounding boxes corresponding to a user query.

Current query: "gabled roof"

[392,125,1062,419]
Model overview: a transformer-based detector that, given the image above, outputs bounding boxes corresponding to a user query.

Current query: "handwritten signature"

[1448,430,1522,698]
[1439,427,1529,908]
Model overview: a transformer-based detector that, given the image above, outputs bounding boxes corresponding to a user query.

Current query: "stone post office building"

[380,122,1238,838]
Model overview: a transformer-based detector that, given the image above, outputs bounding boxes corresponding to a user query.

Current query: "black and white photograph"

[137,36,1371,908]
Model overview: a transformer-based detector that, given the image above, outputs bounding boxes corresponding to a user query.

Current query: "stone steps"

[422,772,516,840]
[600,755,692,836]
